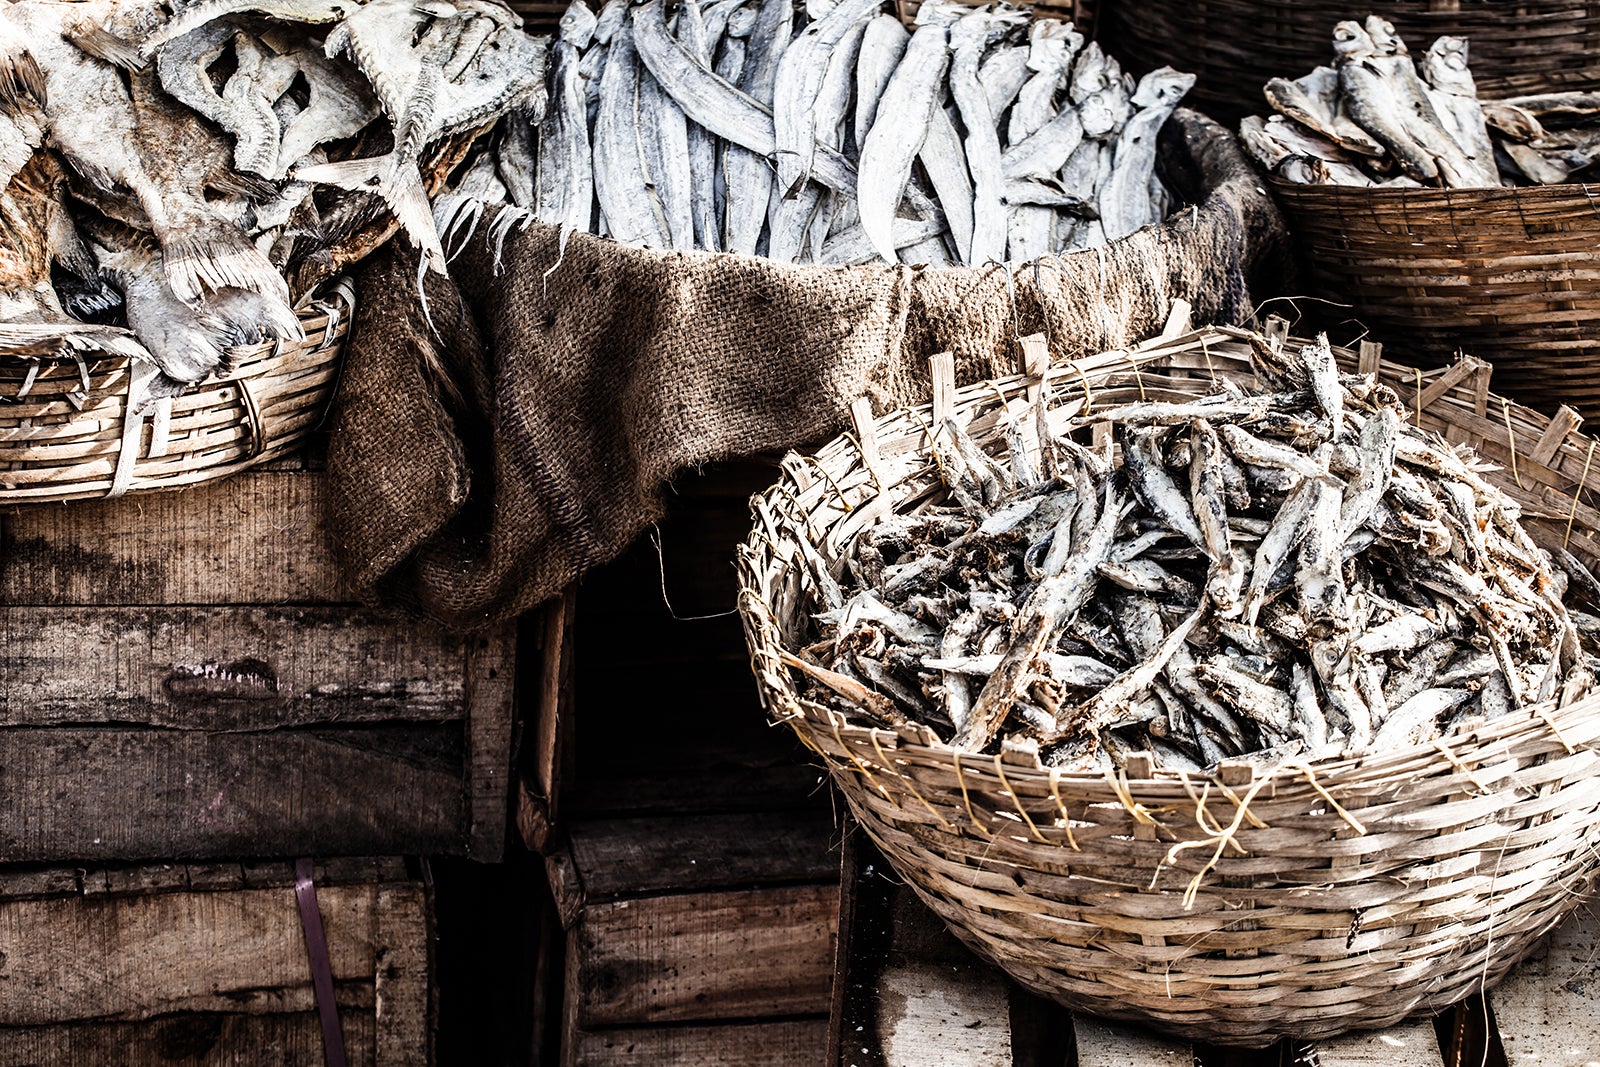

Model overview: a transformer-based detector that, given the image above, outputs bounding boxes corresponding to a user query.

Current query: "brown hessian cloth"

[326,110,1291,630]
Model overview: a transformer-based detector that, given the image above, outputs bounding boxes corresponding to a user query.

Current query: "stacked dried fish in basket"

[1233,16,1600,425]
[738,322,1600,1044]
[0,0,545,500]
[472,0,1192,266]
[1099,0,1600,124]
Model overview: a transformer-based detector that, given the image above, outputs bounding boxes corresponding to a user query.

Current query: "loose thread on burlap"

[951,752,994,838]
[1045,767,1080,852]
[1564,439,1596,547]
[993,754,1048,844]
[1501,398,1526,491]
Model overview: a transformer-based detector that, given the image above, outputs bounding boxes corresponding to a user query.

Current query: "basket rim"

[737,321,1600,796]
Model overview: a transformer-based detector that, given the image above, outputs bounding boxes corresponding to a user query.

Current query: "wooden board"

[573,884,839,1027]
[0,605,515,861]
[1492,905,1600,1067]
[0,725,465,861]
[0,1013,380,1067]
[0,468,348,605]
[1073,1017,1194,1066]
[568,1019,828,1067]
[1309,1018,1443,1067]
[0,858,429,1066]
[519,588,576,854]
[564,811,839,899]
[0,605,468,727]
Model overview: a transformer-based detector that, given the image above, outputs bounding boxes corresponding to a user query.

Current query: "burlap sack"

[327,110,1291,629]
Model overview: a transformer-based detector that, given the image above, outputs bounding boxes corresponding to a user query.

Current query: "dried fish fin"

[0,24,47,113]
[297,153,446,272]
[64,22,145,73]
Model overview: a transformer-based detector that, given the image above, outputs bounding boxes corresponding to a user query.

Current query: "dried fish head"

[558,0,598,47]
[300,0,549,273]
[1363,16,1406,58]
[1331,21,1378,65]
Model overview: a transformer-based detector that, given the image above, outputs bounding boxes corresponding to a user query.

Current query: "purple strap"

[295,859,348,1067]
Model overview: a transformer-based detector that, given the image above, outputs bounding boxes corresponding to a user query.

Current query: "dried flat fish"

[1097,66,1192,241]
[856,3,956,263]
[297,0,549,273]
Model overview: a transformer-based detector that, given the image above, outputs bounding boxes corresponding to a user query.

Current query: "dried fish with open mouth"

[782,331,1593,772]
[1240,15,1598,191]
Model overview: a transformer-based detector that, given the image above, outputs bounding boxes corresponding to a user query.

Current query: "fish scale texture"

[326,109,1289,629]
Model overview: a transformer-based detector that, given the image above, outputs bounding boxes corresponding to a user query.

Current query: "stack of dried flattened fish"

[483,0,1193,266]
[0,0,546,390]
[790,337,1596,772]
[1240,15,1600,190]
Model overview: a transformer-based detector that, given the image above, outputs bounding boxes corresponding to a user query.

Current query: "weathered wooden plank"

[465,621,517,862]
[0,884,381,1025]
[569,1019,829,1067]
[575,884,839,1027]
[521,588,576,853]
[0,725,465,861]
[1310,1017,1442,1067]
[0,606,469,728]
[1073,1016,1194,1067]
[1493,906,1600,1067]
[0,1012,379,1067]
[877,960,1013,1065]
[0,469,349,605]
[566,811,838,900]
[375,885,432,1067]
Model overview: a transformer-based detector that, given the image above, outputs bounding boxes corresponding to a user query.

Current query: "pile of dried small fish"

[0,0,547,389]
[789,337,1597,772]
[1241,16,1600,190]
[466,0,1193,266]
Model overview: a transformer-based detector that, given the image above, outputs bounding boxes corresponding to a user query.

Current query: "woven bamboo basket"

[0,282,352,504]
[1098,0,1600,124]
[737,321,1600,1046]
[1269,178,1600,426]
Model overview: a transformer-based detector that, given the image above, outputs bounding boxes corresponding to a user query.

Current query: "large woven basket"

[738,322,1600,1046]
[0,282,352,504]
[1269,178,1600,425]
[1098,0,1600,124]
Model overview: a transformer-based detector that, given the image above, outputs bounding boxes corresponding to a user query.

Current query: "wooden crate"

[515,459,845,1065]
[544,812,840,1067]
[833,831,1600,1067]
[0,459,516,862]
[0,856,431,1066]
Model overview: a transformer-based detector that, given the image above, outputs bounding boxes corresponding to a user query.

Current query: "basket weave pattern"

[1099,0,1600,122]
[738,326,1600,1045]
[0,285,352,504]
[1270,180,1600,425]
